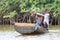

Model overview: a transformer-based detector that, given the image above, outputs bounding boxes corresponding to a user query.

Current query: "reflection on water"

[0,25,60,40]
[0,25,60,31]
[0,25,14,31]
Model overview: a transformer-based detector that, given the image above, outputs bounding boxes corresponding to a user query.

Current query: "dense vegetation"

[0,0,60,18]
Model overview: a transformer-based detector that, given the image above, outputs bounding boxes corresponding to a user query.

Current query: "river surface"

[0,25,60,40]
[0,30,60,40]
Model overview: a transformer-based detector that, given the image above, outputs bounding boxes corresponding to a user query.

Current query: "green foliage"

[3,11,17,18]
[0,0,60,18]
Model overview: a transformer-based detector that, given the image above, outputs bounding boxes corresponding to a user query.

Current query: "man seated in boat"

[32,9,44,31]
[41,8,49,30]
[32,8,49,31]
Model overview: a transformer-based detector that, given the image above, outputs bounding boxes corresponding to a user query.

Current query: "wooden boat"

[14,23,48,34]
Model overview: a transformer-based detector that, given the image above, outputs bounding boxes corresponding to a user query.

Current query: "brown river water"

[0,25,60,40]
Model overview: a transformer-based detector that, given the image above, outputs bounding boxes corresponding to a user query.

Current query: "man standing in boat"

[32,8,49,31]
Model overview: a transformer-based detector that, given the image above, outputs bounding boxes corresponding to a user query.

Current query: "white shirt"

[43,13,49,25]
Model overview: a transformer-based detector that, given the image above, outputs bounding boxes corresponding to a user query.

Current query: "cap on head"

[32,9,37,14]
[32,9,36,12]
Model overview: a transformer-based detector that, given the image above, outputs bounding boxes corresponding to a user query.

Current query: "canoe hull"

[14,25,34,34]
[14,23,48,34]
